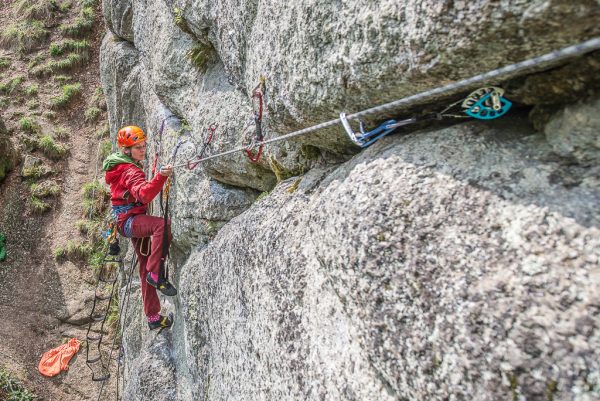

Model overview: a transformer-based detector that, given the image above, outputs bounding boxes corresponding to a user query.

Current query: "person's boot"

[148,314,174,331]
[146,273,178,296]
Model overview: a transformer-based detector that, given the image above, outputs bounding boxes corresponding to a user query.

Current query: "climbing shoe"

[148,314,174,331]
[146,273,178,296]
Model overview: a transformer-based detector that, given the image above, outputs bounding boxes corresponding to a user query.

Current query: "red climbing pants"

[129,214,172,317]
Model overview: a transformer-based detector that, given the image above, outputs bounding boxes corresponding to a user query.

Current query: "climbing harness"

[244,76,266,162]
[187,124,217,170]
[168,36,600,167]
[340,86,512,147]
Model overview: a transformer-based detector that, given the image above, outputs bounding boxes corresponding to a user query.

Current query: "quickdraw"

[340,86,512,148]
[245,76,266,162]
[187,124,217,170]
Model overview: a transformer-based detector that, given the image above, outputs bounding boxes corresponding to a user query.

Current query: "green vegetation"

[173,7,193,34]
[52,74,71,83]
[31,53,88,76]
[0,20,48,52]
[19,116,38,133]
[38,135,68,159]
[42,110,57,120]
[59,3,95,37]
[186,43,213,70]
[50,82,81,108]
[29,195,50,213]
[27,53,45,70]
[82,180,108,218]
[0,368,38,401]
[0,76,24,95]
[30,181,60,198]
[49,39,89,56]
[0,57,11,70]
[24,83,38,96]
[53,126,69,139]
[105,289,120,329]
[84,106,101,123]
[14,0,56,21]
[54,239,93,262]
[21,165,46,179]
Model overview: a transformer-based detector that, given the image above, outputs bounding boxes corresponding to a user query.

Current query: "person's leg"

[131,237,161,318]
[129,215,171,279]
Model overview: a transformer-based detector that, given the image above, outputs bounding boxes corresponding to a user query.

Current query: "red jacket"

[104,163,167,227]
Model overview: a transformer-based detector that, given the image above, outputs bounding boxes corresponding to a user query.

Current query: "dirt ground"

[0,1,119,399]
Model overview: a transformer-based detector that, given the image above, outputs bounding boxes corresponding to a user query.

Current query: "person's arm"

[121,165,168,204]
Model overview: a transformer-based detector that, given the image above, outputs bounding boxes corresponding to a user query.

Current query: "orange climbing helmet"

[117,126,146,148]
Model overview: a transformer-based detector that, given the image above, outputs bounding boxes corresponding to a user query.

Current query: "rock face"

[100,1,600,400]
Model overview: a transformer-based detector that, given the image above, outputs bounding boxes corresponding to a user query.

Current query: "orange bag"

[38,338,81,377]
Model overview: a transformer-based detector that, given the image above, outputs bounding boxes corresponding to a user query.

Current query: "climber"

[102,125,176,331]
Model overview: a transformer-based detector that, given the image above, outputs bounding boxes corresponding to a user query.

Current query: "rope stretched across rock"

[170,36,600,168]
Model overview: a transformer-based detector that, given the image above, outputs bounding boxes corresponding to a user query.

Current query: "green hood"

[102,152,141,171]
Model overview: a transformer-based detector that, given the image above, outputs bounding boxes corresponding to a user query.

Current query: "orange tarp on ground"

[38,338,81,377]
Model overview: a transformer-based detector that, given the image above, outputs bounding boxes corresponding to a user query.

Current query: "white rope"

[173,36,600,168]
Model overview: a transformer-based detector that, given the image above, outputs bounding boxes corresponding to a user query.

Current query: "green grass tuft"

[19,116,38,132]
[0,76,24,95]
[24,83,38,96]
[30,195,50,213]
[30,181,60,198]
[99,139,112,160]
[38,135,68,159]
[54,240,93,262]
[0,368,38,401]
[53,126,69,139]
[49,39,89,56]
[84,106,101,123]
[31,53,88,76]
[0,57,11,70]
[59,6,95,37]
[185,43,214,70]
[0,20,48,52]
[50,82,81,108]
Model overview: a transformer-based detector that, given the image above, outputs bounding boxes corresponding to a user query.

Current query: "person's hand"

[159,165,173,177]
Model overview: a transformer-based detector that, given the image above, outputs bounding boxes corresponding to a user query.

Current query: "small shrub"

[49,39,89,56]
[26,99,40,110]
[50,82,81,108]
[30,181,60,197]
[52,75,71,83]
[65,240,93,260]
[0,368,38,401]
[0,20,48,52]
[0,57,11,70]
[24,83,38,96]
[53,126,69,139]
[84,106,101,123]
[14,0,56,21]
[54,246,66,261]
[59,6,95,37]
[27,53,45,70]
[38,135,68,159]
[0,76,24,95]
[185,43,214,70]
[30,195,50,213]
[42,110,57,120]
[19,116,38,132]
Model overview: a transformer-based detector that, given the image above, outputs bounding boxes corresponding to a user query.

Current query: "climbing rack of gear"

[340,86,513,148]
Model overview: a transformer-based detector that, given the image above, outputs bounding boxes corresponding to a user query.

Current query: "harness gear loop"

[245,77,266,162]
